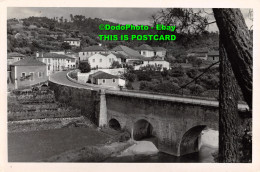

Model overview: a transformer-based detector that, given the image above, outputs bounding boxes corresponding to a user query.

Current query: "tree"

[213,8,252,162]
[213,9,252,109]
[110,61,122,69]
[78,61,91,73]
[61,42,71,51]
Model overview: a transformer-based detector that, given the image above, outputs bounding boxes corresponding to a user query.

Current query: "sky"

[7,7,253,32]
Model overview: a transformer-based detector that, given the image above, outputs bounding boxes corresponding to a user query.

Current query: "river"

[104,129,218,163]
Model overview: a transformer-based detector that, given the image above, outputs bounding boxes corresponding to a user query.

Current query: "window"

[100,59,102,63]
[93,59,95,63]
[103,79,106,83]
[21,72,26,77]
[143,51,146,55]
[48,59,50,63]
[48,65,50,70]
[29,72,34,81]
[113,79,115,83]
[38,72,42,78]
[83,52,85,55]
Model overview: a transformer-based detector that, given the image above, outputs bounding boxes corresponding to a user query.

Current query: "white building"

[89,71,125,89]
[79,45,108,61]
[135,44,167,59]
[135,56,170,70]
[7,52,25,65]
[110,45,144,64]
[136,44,155,57]
[87,53,118,69]
[37,52,76,76]
[64,38,81,47]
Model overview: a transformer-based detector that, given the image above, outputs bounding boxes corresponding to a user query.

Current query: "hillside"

[7,16,219,59]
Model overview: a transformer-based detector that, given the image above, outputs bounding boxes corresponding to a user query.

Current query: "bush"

[187,68,199,79]
[168,66,185,77]
[188,84,205,95]
[110,61,122,69]
[137,72,152,81]
[125,82,134,90]
[79,61,91,73]
[123,73,136,82]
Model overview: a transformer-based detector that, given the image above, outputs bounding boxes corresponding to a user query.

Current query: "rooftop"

[11,58,46,66]
[137,44,154,51]
[153,47,167,51]
[64,38,80,41]
[208,51,219,56]
[111,45,144,59]
[90,71,119,79]
[8,52,25,58]
[39,53,74,59]
[81,45,107,52]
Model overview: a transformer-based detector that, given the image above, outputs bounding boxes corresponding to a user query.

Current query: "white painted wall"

[88,54,118,69]
[141,50,155,57]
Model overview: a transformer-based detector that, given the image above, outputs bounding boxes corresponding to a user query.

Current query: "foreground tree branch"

[213,9,253,109]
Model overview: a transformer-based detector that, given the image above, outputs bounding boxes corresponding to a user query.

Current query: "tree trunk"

[218,39,243,162]
[213,9,253,109]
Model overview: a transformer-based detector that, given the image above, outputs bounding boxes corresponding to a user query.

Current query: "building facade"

[37,52,76,76]
[79,45,108,61]
[9,58,47,89]
[7,52,25,65]
[89,71,125,88]
[64,38,81,47]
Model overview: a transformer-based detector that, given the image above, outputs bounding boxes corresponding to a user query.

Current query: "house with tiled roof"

[187,49,208,60]
[7,52,25,65]
[79,45,109,61]
[135,55,170,70]
[135,44,167,59]
[111,45,144,64]
[9,58,47,89]
[153,47,167,59]
[89,71,125,88]
[207,51,219,62]
[136,44,155,57]
[87,53,118,69]
[37,52,76,76]
[64,38,81,47]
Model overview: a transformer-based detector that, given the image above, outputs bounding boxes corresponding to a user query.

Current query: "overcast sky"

[7,7,253,32]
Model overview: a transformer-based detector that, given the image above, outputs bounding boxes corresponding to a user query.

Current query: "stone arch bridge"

[49,71,249,156]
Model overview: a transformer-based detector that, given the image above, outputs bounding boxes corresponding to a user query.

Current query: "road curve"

[49,71,249,111]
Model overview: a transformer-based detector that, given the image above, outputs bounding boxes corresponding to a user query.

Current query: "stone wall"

[49,81,100,125]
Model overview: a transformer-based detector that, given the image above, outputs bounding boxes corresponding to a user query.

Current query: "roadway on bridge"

[49,71,249,111]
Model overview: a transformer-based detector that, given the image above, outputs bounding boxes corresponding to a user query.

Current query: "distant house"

[136,44,155,57]
[187,49,208,60]
[64,38,81,47]
[207,51,219,62]
[79,45,108,61]
[135,56,170,70]
[89,71,125,88]
[37,52,76,76]
[7,52,25,65]
[135,44,167,59]
[9,58,47,89]
[153,47,167,59]
[111,45,144,64]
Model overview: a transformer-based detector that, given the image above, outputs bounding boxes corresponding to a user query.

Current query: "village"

[7,35,219,93]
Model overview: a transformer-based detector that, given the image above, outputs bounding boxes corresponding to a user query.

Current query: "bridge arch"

[179,125,207,156]
[133,119,156,141]
[108,118,121,130]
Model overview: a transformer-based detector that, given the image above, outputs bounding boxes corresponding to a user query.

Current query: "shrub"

[79,61,91,73]
[137,72,152,81]
[125,82,134,90]
[123,73,136,82]
[188,84,205,95]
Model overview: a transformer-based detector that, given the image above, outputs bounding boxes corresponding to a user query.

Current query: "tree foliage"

[78,61,91,73]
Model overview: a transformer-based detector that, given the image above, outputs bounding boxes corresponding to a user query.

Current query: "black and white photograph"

[1,0,259,171]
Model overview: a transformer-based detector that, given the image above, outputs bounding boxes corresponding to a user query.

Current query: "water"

[104,129,219,163]
[104,145,217,163]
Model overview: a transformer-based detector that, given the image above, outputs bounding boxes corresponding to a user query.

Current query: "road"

[49,71,249,111]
